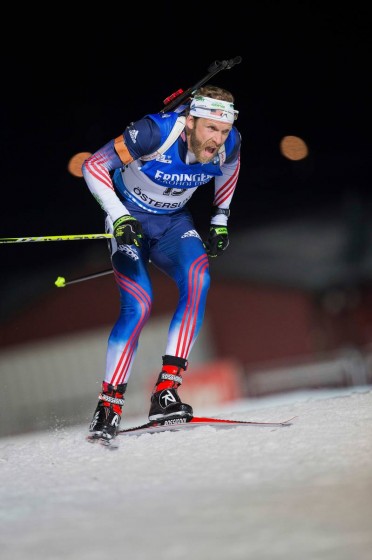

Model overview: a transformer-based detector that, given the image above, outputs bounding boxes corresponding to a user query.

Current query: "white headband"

[189,95,238,124]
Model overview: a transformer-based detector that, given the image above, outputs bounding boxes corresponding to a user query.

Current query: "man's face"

[186,116,233,164]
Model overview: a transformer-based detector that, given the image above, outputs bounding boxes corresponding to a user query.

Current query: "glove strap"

[211,206,230,218]
[113,215,133,228]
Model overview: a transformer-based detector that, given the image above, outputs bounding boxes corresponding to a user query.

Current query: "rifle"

[161,56,242,112]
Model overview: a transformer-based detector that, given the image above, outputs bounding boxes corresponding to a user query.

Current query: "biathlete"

[82,84,242,441]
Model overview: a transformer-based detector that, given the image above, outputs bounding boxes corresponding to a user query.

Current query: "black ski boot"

[89,382,127,440]
[148,355,193,422]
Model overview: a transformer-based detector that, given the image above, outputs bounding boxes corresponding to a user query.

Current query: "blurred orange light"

[67,152,92,177]
[280,136,308,161]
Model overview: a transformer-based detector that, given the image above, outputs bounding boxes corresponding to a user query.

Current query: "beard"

[189,129,219,164]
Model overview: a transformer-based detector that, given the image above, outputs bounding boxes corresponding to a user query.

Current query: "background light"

[67,152,92,177]
[280,135,309,161]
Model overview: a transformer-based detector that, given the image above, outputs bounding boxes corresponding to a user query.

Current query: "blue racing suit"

[82,110,241,386]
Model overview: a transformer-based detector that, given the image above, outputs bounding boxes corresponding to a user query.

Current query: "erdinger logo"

[160,389,177,409]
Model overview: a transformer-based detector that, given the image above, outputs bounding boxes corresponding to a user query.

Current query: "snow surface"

[1,386,371,560]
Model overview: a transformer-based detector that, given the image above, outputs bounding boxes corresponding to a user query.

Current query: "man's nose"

[213,131,224,144]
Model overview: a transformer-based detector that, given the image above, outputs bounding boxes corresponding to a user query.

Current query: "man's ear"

[185,115,195,129]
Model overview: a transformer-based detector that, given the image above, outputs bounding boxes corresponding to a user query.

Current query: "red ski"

[118,415,296,437]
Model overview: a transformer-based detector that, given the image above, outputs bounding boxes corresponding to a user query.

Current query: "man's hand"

[113,215,143,248]
[204,226,229,257]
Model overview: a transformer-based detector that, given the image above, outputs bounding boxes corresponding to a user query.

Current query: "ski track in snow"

[0,387,371,560]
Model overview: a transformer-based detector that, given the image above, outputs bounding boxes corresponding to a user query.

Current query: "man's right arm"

[81,117,162,224]
[82,140,129,223]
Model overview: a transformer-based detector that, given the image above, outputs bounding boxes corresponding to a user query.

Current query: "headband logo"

[190,95,238,124]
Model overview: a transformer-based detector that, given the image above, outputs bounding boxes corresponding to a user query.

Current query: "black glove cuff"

[211,206,230,218]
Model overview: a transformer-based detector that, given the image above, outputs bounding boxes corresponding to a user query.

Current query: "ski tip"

[282,416,298,424]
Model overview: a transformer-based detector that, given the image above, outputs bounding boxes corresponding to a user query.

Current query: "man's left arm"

[204,137,241,257]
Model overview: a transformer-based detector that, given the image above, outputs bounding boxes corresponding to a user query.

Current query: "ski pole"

[161,56,242,113]
[0,233,113,244]
[55,268,113,288]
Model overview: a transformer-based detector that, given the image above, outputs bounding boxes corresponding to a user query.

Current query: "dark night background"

[1,2,371,322]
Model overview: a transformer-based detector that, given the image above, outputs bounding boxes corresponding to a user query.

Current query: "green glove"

[113,216,143,248]
[204,226,229,257]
